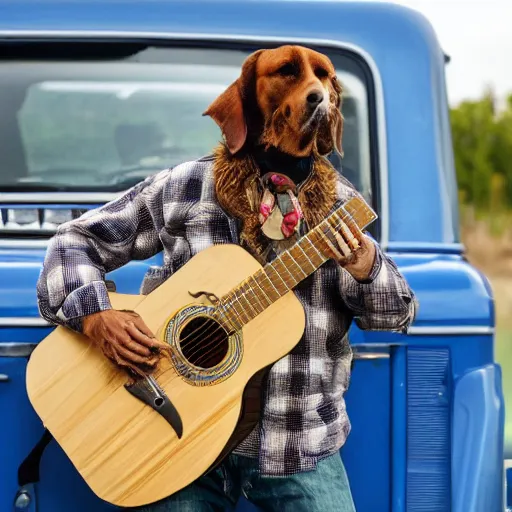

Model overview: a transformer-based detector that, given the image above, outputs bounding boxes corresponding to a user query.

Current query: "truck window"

[0,44,373,204]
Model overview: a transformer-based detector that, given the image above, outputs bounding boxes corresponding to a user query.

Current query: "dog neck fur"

[212,143,339,262]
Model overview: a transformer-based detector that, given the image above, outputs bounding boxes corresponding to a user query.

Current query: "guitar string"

[157,235,319,361]
[156,212,357,375]
[181,234,333,368]
[161,219,336,366]
[213,207,356,333]
[210,208,356,340]
[153,214,357,383]
[157,211,357,375]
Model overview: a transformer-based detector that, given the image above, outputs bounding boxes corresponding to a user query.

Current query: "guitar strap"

[17,427,53,488]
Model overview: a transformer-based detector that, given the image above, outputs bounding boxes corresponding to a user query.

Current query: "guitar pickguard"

[125,375,183,439]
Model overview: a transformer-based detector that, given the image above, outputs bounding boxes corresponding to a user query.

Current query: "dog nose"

[306,90,324,108]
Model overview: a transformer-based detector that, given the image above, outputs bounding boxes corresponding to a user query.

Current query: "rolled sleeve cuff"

[355,245,383,284]
[56,281,112,333]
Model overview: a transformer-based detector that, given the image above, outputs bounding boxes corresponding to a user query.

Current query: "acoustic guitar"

[26,195,377,507]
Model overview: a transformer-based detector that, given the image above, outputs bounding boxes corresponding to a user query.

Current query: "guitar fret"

[231,290,251,324]
[235,283,253,322]
[295,241,316,273]
[330,209,350,227]
[220,220,335,330]
[226,302,245,329]
[240,280,264,316]
[266,262,289,294]
[213,196,376,331]
[273,254,298,287]
[227,311,242,331]
[257,268,280,304]
[313,220,333,246]
[303,236,326,265]
[260,270,282,300]
[237,287,257,322]
[246,277,266,313]
[219,303,242,331]
[313,227,334,256]
[283,250,308,279]
[327,212,345,236]
[250,273,273,308]
[327,211,358,249]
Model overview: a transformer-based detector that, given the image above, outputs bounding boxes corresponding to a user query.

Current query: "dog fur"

[204,45,344,261]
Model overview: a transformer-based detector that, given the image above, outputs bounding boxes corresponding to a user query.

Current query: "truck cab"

[0,1,503,511]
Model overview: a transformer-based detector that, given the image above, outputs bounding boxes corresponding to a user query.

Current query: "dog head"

[203,45,343,157]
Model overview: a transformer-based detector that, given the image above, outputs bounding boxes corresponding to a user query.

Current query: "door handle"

[0,373,9,382]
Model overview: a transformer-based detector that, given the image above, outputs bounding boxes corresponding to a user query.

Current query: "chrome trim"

[0,192,122,204]
[0,316,494,336]
[0,206,91,234]
[0,239,50,249]
[407,325,494,336]
[0,30,390,248]
[14,484,37,512]
[0,318,50,327]
[386,242,465,254]
[353,352,389,360]
[0,342,38,357]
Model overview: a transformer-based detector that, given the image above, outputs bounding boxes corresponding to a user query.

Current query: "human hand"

[82,310,170,376]
[336,233,376,281]
[322,216,377,281]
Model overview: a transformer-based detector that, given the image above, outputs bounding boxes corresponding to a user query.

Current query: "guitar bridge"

[124,375,183,439]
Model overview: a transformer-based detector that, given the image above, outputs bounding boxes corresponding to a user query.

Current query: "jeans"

[134,452,356,512]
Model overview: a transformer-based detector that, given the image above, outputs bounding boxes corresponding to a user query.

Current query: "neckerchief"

[244,149,314,258]
[213,142,339,264]
[259,172,303,240]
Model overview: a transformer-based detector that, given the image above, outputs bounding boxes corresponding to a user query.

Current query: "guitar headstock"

[341,195,378,232]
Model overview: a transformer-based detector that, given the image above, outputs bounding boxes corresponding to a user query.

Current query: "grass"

[497,328,512,454]
[462,216,512,453]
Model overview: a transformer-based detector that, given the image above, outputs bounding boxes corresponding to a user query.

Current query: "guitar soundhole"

[178,316,229,369]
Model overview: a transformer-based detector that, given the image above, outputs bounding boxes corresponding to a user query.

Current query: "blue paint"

[0,249,163,319]
[0,1,503,511]
[391,347,407,512]
[407,348,451,511]
[507,468,512,508]
[0,357,117,512]
[0,0,457,245]
[0,250,493,335]
[452,364,504,512]
[344,355,391,511]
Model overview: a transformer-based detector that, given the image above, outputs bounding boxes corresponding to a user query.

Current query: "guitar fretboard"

[217,196,377,331]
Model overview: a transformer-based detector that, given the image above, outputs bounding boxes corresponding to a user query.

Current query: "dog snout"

[306,89,324,110]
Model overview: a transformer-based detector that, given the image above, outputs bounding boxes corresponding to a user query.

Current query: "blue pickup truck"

[0,1,504,511]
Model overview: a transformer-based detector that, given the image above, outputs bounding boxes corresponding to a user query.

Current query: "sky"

[367,0,512,106]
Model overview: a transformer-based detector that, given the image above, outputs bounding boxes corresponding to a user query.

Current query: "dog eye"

[315,67,329,79]
[276,63,296,77]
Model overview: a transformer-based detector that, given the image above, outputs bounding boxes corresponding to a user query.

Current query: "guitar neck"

[217,195,377,331]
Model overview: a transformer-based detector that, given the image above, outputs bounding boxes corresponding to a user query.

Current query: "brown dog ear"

[332,113,344,156]
[203,81,246,154]
[331,75,344,155]
[317,75,344,156]
[203,50,263,154]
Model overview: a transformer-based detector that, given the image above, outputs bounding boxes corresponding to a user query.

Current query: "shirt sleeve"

[334,173,418,333]
[338,240,418,332]
[36,169,171,333]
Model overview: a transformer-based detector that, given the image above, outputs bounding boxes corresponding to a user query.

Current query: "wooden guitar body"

[26,244,306,507]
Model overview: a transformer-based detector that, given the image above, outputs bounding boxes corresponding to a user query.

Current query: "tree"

[450,90,512,215]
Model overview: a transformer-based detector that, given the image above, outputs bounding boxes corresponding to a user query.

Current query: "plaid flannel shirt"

[36,155,417,476]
